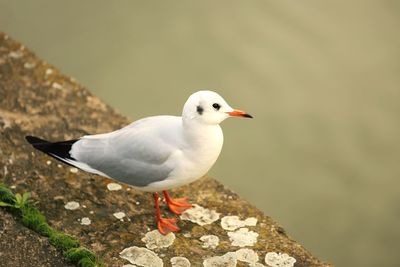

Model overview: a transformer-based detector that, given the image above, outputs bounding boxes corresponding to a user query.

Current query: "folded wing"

[70,117,177,187]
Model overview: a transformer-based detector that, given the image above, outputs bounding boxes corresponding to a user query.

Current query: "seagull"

[26,90,252,234]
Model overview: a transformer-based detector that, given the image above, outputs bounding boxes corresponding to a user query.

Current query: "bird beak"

[226,109,253,118]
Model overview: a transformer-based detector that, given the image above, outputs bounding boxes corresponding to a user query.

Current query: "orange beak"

[226,109,253,118]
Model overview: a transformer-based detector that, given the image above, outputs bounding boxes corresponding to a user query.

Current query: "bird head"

[182,90,252,125]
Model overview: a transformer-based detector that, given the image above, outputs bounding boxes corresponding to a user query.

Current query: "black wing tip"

[25,135,78,165]
[25,135,48,145]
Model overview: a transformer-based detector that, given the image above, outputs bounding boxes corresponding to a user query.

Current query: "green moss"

[65,247,95,262]
[0,183,16,204]
[0,183,103,267]
[50,232,80,250]
[64,247,102,267]
[21,205,53,236]
[77,257,101,267]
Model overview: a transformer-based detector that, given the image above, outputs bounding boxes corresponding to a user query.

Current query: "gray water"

[2,1,400,266]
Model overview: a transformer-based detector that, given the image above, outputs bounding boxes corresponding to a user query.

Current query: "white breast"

[142,124,224,191]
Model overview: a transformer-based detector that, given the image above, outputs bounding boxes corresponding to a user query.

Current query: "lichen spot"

[120,246,163,267]
[180,204,220,226]
[52,82,63,90]
[235,248,259,264]
[141,230,175,249]
[264,252,296,267]
[69,167,78,173]
[171,256,191,267]
[107,182,122,191]
[200,235,219,249]
[8,50,23,59]
[113,211,126,220]
[64,201,80,210]
[24,62,35,69]
[221,215,258,231]
[45,68,53,75]
[80,217,91,225]
[203,252,237,267]
[228,228,259,247]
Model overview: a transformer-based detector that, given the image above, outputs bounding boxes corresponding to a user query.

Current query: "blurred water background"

[1,1,399,266]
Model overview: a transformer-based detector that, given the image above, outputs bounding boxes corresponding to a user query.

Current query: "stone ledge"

[0,32,331,266]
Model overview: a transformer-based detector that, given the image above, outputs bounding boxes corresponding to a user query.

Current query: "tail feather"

[25,135,78,166]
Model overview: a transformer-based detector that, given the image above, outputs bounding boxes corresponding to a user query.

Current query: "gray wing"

[70,118,176,187]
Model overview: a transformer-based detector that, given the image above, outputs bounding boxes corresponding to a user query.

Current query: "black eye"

[212,103,221,110]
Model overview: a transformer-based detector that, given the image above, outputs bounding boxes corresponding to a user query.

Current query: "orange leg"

[163,191,193,215]
[153,192,180,235]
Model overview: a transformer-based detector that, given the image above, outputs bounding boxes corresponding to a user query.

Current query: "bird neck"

[182,118,223,147]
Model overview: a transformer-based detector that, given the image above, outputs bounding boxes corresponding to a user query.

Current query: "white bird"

[26,90,252,234]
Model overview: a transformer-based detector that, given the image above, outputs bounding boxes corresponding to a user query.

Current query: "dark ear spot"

[196,105,204,115]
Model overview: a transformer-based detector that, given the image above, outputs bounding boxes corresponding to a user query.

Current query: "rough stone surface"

[0,210,74,267]
[0,33,331,266]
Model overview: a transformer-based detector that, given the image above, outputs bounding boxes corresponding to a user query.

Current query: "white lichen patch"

[171,256,190,267]
[107,182,122,191]
[113,211,126,220]
[120,246,163,267]
[46,160,52,165]
[228,228,259,247]
[203,252,237,267]
[64,201,80,210]
[70,167,78,173]
[200,235,219,249]
[0,118,11,129]
[24,62,35,69]
[52,82,63,90]
[235,248,259,264]
[141,230,175,250]
[80,217,91,225]
[8,50,23,59]
[264,252,296,267]
[221,216,257,231]
[45,68,53,75]
[180,204,220,226]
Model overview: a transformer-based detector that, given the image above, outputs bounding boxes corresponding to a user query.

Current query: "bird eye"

[212,103,221,110]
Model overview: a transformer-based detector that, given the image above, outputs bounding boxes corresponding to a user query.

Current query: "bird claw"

[157,217,180,235]
[166,197,193,215]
